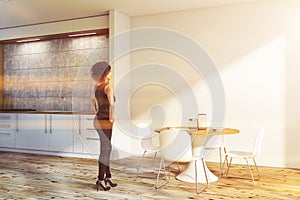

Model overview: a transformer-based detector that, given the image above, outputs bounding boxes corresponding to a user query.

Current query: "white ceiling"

[0,0,254,29]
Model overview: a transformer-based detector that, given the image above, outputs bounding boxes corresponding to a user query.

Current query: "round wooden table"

[155,126,239,183]
[156,126,239,135]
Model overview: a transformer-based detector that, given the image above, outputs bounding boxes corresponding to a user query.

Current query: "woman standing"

[91,61,117,191]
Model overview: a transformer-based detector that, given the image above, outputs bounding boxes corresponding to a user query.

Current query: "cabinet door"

[0,113,16,148]
[16,114,49,150]
[49,114,73,152]
[82,115,99,155]
[73,115,83,153]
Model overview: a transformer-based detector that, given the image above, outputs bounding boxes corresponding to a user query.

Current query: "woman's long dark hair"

[91,61,111,81]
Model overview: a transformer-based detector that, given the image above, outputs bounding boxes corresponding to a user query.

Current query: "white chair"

[136,123,160,177]
[155,129,208,194]
[220,128,265,186]
[204,134,228,176]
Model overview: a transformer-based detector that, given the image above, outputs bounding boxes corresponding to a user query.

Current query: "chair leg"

[225,157,233,176]
[219,156,259,187]
[155,159,169,189]
[218,147,229,176]
[176,162,181,172]
[223,147,229,167]
[218,154,232,184]
[149,151,160,173]
[195,158,208,194]
[244,158,255,186]
[150,151,158,168]
[252,157,261,180]
[219,155,227,179]
[136,150,147,177]
[218,147,222,176]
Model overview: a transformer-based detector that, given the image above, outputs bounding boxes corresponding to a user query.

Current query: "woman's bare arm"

[105,85,115,123]
[92,98,97,113]
[91,86,97,113]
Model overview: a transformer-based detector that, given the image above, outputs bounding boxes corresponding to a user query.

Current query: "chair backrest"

[159,129,193,162]
[253,128,265,157]
[136,123,152,137]
[136,123,159,150]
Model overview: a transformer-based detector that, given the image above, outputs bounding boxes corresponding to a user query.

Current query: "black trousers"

[94,117,113,180]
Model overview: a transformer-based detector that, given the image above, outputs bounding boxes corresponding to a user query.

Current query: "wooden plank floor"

[0,151,299,200]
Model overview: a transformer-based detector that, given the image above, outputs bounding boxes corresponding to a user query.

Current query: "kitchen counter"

[0,110,94,115]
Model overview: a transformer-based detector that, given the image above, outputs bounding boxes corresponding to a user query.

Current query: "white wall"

[131,0,300,168]
[109,10,136,159]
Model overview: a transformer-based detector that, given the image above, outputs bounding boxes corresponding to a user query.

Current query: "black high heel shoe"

[105,178,118,187]
[96,180,110,191]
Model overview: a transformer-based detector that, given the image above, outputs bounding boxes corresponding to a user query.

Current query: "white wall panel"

[131,0,300,168]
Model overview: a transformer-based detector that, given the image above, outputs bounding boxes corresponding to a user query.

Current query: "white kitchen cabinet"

[73,115,99,155]
[16,113,74,152]
[16,114,49,150]
[1,112,99,157]
[0,113,16,148]
[73,114,83,153]
[48,114,73,153]
[82,115,99,155]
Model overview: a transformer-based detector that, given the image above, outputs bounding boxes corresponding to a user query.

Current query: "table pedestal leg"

[176,160,218,183]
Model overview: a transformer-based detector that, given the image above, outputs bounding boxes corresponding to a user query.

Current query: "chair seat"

[226,150,254,158]
[204,146,225,150]
[141,138,160,151]
[192,155,205,160]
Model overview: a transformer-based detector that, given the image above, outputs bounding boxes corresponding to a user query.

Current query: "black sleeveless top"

[95,83,110,120]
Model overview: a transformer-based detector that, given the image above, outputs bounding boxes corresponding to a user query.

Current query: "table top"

[155,126,239,136]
